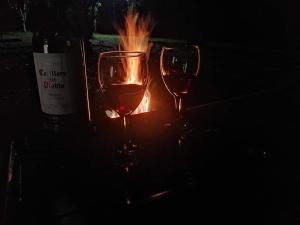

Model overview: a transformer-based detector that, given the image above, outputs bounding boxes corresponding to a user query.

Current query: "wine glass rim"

[161,44,200,50]
[100,51,146,58]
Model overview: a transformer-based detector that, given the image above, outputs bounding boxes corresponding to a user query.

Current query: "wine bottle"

[32,0,91,133]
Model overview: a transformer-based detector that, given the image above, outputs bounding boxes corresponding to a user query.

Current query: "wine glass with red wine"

[98,51,148,174]
[160,45,200,146]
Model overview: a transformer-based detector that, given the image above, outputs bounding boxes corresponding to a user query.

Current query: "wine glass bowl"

[98,51,148,117]
[160,45,200,99]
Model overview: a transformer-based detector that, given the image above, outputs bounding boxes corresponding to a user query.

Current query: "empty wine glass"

[160,45,200,146]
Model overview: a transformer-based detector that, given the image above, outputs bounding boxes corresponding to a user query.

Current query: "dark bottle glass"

[32,0,91,133]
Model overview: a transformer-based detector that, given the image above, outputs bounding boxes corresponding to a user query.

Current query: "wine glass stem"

[122,116,136,162]
[175,96,186,147]
[174,97,192,182]
[175,96,183,121]
[123,116,129,150]
[120,116,137,177]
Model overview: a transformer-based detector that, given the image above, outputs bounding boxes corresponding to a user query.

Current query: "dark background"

[1,0,300,224]
[0,0,287,44]
[143,0,285,46]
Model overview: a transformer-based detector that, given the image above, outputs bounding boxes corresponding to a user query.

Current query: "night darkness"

[0,0,299,224]
[0,0,287,44]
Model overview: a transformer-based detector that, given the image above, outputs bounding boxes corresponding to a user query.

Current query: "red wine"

[105,84,145,116]
[162,74,192,97]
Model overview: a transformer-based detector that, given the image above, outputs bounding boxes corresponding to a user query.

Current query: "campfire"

[106,8,154,118]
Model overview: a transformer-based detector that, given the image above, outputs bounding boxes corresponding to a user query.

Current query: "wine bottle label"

[33,53,79,115]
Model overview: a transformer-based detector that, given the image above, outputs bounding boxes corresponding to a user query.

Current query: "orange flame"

[106,8,154,118]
